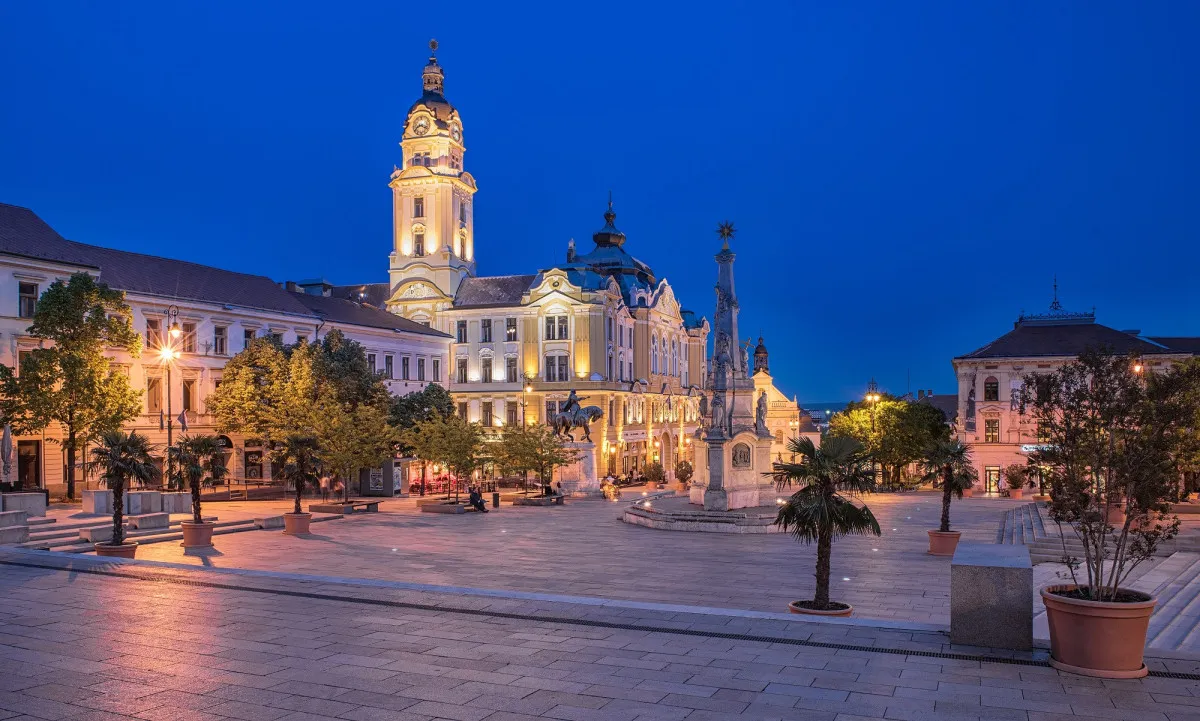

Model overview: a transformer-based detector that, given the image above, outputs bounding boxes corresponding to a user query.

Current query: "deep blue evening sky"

[2,2,1197,403]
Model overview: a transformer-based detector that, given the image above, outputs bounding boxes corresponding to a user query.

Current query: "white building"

[0,202,449,495]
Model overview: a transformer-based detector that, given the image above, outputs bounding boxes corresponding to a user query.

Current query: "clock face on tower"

[451,126,461,142]
[414,117,430,136]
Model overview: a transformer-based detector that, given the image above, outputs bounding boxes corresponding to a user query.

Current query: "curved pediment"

[387,279,451,304]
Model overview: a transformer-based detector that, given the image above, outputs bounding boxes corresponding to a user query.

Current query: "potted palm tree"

[1026,351,1196,678]
[770,436,881,616]
[1004,464,1030,500]
[273,434,320,535]
[89,431,158,558]
[921,439,978,556]
[173,434,228,548]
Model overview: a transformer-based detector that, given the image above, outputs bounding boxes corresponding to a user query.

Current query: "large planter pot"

[180,520,215,548]
[961,488,973,498]
[927,529,962,556]
[1105,505,1127,527]
[1008,488,1024,500]
[283,512,312,535]
[788,600,853,617]
[94,541,138,559]
[1041,585,1155,678]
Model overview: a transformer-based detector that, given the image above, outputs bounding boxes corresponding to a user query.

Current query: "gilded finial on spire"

[429,39,438,55]
[717,220,736,249]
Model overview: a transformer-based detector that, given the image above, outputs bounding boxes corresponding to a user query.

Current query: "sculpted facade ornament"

[732,443,752,468]
[400,282,435,299]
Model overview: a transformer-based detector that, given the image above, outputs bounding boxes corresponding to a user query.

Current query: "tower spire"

[422,39,444,94]
[1049,275,1063,312]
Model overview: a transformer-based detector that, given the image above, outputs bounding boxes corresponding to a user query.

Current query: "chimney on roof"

[917,390,925,399]
[284,280,298,292]
[928,389,933,398]
[1120,329,1141,336]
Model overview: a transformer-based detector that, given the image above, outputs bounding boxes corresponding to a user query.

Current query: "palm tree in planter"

[920,439,978,556]
[272,434,321,535]
[770,435,881,617]
[1003,464,1031,500]
[89,430,158,558]
[173,435,228,548]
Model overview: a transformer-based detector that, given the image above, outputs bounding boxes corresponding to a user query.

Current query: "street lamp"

[159,342,180,485]
[788,418,799,462]
[866,378,881,485]
[521,380,533,425]
[167,304,181,339]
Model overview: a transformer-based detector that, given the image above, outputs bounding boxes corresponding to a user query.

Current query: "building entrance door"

[984,466,1001,494]
[17,440,41,489]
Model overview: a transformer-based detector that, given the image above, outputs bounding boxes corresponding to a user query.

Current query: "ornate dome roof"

[406,40,459,126]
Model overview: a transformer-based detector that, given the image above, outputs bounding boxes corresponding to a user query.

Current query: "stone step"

[0,510,28,528]
[27,514,342,553]
[1144,553,1200,649]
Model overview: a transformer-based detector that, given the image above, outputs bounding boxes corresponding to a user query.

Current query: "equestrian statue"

[551,389,604,442]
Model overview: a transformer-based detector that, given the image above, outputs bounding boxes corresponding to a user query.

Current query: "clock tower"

[387,40,477,308]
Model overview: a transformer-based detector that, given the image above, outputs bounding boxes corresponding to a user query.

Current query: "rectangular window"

[557,315,569,340]
[213,326,227,355]
[459,202,467,224]
[457,402,468,420]
[433,358,441,382]
[17,350,31,375]
[481,319,492,343]
[609,400,615,426]
[414,196,425,218]
[146,318,162,347]
[482,401,493,427]
[544,316,554,341]
[182,379,196,413]
[506,403,517,427]
[268,332,282,343]
[619,326,624,347]
[1037,423,1050,444]
[984,378,999,402]
[384,355,394,379]
[413,232,425,257]
[985,418,1000,443]
[456,357,468,384]
[506,356,518,383]
[456,320,467,343]
[146,377,163,414]
[181,322,196,353]
[368,354,377,375]
[243,328,255,348]
[546,400,557,423]
[482,357,493,383]
[417,358,426,381]
[559,356,570,382]
[544,357,555,382]
[401,356,410,380]
[505,317,517,341]
[17,282,37,319]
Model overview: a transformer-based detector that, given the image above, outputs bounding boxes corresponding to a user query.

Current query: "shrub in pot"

[1004,464,1031,500]
[674,460,693,490]
[1025,350,1198,678]
[769,436,881,616]
[89,431,158,558]
[643,461,665,489]
[172,434,228,548]
[272,434,321,535]
[920,439,977,556]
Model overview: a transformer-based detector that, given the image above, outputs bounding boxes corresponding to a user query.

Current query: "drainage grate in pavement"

[2,557,1195,681]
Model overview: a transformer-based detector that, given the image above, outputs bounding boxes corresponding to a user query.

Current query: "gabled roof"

[328,282,390,308]
[453,274,536,308]
[289,292,449,338]
[0,203,313,316]
[1147,337,1200,355]
[956,317,1180,360]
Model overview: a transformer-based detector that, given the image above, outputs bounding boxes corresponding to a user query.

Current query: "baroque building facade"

[0,203,449,495]
[365,45,711,477]
[952,297,1199,492]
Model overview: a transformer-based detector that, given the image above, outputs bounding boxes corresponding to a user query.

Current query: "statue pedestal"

[555,442,600,496]
[698,430,774,511]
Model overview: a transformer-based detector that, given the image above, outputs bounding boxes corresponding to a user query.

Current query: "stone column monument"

[690,222,776,511]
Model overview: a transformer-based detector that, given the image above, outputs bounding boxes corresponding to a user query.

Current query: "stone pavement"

[2,550,1200,721]
[126,492,1025,625]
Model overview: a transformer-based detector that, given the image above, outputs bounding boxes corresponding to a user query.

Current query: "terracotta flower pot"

[788,600,853,617]
[1009,488,1024,500]
[1105,505,1127,527]
[94,541,138,558]
[927,530,962,556]
[1041,585,1155,678]
[283,512,312,535]
[180,520,215,548]
[961,488,973,498]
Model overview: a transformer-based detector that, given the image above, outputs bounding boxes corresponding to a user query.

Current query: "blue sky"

[2,1,1197,403]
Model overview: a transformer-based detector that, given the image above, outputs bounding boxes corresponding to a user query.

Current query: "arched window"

[651,337,659,374]
[411,224,426,257]
[984,376,999,402]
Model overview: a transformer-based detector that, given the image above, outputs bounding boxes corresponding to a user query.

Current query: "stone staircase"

[997,502,1200,564]
[1139,552,1200,650]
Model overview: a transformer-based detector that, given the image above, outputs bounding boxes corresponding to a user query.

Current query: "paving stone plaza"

[4,492,1200,720]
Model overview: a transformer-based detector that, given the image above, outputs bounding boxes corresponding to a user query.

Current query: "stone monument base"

[622,494,781,533]
[554,441,600,496]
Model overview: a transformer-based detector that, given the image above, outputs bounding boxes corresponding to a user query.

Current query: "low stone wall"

[1,492,47,517]
[161,492,191,514]
[82,489,112,515]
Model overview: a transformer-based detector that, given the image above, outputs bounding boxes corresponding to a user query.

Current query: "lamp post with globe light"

[865,378,882,486]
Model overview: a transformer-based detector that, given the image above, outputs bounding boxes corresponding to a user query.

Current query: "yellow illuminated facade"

[384,44,710,476]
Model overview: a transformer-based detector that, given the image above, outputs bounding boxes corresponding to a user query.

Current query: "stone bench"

[0,510,28,528]
[951,542,1033,650]
[80,525,116,543]
[1,492,47,517]
[420,503,469,514]
[309,501,380,514]
[161,492,191,514]
[124,491,162,515]
[512,495,565,507]
[82,489,113,515]
[126,513,169,530]
[0,510,30,544]
[254,516,284,529]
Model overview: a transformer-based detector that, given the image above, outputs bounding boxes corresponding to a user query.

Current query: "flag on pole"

[178,410,188,433]
[159,410,165,431]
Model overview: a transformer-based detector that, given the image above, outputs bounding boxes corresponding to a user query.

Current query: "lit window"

[984,377,999,402]
[505,317,517,341]
[413,231,425,257]
[414,196,425,218]
[985,418,1000,443]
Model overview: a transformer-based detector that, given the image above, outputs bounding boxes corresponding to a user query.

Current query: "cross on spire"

[1049,275,1063,312]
